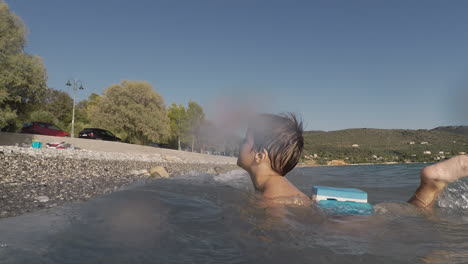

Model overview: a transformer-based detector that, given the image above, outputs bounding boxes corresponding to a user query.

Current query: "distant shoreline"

[297,161,430,168]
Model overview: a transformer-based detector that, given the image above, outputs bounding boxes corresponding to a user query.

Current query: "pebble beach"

[0,146,239,219]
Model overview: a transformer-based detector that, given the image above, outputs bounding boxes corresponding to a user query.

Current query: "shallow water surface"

[1,164,468,264]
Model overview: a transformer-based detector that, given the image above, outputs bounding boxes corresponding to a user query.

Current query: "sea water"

[1,164,468,264]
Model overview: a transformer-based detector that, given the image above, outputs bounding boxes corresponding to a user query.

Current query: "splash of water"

[438,178,468,209]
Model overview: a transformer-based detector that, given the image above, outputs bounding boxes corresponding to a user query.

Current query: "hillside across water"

[303,126,468,165]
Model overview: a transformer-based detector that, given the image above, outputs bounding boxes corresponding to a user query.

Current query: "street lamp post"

[66,79,84,138]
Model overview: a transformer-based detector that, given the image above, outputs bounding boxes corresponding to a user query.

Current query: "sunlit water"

[1,164,468,264]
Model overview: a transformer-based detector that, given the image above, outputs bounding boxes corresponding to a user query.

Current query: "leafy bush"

[28,110,58,125]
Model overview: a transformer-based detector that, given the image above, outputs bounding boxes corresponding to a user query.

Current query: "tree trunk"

[191,135,194,152]
[178,136,181,151]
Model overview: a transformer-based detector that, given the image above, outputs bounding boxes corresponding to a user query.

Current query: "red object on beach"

[46,142,72,149]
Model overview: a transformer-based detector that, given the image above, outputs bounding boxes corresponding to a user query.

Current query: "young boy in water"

[237,113,468,211]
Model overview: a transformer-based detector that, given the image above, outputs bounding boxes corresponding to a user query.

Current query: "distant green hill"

[303,128,468,164]
[431,126,468,136]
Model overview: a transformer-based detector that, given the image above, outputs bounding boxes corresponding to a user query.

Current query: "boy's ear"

[254,149,269,163]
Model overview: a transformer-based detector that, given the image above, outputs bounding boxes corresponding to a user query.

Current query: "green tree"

[0,2,47,129]
[167,103,188,150]
[59,93,99,137]
[75,100,89,125]
[186,100,205,152]
[90,81,169,144]
[27,110,58,124]
[77,93,100,125]
[41,88,73,127]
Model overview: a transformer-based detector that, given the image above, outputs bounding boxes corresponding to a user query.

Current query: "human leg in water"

[408,155,468,211]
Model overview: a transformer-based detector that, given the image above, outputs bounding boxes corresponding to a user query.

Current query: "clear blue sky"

[6,0,468,130]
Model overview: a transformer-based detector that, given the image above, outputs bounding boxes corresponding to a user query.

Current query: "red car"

[21,122,70,137]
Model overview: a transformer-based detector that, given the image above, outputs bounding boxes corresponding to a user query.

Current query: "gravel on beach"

[0,146,239,219]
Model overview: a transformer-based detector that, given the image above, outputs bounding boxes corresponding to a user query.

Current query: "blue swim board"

[312,186,374,216]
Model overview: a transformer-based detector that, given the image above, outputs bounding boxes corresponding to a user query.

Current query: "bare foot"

[409,155,468,210]
[422,155,468,186]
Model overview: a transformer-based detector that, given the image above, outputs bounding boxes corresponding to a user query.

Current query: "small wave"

[438,178,468,210]
[213,169,252,189]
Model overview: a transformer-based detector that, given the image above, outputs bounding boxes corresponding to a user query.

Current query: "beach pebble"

[36,196,50,203]
[149,166,169,178]
[213,167,224,174]
[164,155,181,162]
[130,169,150,177]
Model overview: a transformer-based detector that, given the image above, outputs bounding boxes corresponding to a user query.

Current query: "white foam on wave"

[166,169,252,190]
[213,169,247,182]
[438,178,468,210]
[213,169,252,190]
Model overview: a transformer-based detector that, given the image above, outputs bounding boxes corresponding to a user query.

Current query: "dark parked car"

[21,122,70,137]
[78,128,121,141]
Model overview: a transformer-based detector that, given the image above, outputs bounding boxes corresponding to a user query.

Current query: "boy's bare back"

[263,176,309,200]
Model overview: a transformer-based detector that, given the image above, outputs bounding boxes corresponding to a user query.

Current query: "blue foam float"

[312,186,374,216]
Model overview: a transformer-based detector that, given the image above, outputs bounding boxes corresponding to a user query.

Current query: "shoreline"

[297,161,428,168]
[0,146,238,219]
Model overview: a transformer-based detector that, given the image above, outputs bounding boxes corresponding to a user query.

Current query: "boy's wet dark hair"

[248,113,304,176]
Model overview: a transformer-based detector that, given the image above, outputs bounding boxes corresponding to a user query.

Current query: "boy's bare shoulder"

[263,176,309,200]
